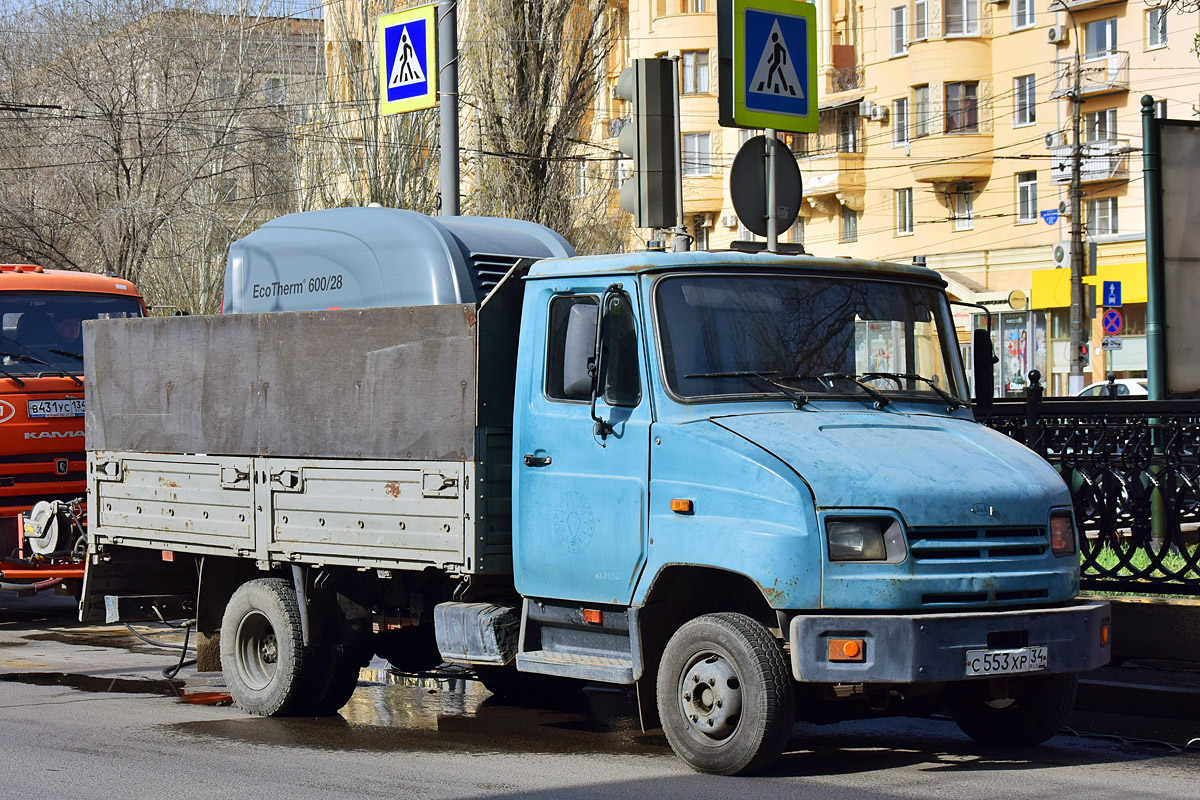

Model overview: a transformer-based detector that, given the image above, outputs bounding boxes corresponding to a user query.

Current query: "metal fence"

[979,375,1200,595]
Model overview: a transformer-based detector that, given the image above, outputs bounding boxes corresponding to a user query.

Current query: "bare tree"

[0,0,322,312]
[461,0,628,254]
[295,0,439,212]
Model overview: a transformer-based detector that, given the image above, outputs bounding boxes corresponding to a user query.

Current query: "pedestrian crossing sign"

[378,5,437,116]
[723,0,817,132]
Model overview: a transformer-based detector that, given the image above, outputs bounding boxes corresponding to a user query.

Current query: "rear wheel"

[220,578,311,716]
[951,673,1078,746]
[656,613,795,775]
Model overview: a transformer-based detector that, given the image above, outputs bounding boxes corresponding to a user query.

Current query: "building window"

[1085,107,1117,142]
[1084,17,1117,59]
[1147,7,1167,49]
[1013,74,1035,126]
[838,107,858,152]
[1086,197,1118,236]
[953,184,974,230]
[1016,171,1037,223]
[913,85,930,137]
[693,220,709,250]
[690,0,708,11]
[945,81,979,133]
[682,132,712,176]
[893,98,909,145]
[841,205,858,242]
[1155,99,1168,119]
[945,0,979,36]
[912,0,928,40]
[891,7,908,55]
[789,217,804,246]
[1013,0,1034,29]
[682,51,710,94]
[895,188,914,235]
[264,77,285,106]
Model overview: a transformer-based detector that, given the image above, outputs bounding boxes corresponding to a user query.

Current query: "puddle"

[0,671,182,696]
[172,680,669,757]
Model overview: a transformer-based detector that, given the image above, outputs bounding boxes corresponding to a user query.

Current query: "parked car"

[1075,379,1148,398]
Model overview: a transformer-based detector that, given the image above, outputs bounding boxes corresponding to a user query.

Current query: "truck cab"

[0,265,145,574]
[509,252,1108,773]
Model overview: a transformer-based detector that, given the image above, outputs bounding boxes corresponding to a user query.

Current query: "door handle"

[523,454,552,467]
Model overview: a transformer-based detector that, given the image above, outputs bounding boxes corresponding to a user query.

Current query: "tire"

[220,578,312,716]
[656,613,795,776]
[951,673,1078,746]
[304,642,365,715]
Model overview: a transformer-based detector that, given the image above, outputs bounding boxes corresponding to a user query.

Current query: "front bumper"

[789,600,1110,683]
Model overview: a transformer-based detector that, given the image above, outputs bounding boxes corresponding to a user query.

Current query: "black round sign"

[729,135,802,238]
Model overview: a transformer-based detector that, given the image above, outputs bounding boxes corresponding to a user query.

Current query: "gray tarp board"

[85,305,479,461]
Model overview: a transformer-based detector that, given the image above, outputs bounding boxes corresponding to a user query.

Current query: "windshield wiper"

[48,348,82,361]
[0,351,28,387]
[684,370,809,409]
[861,371,969,411]
[0,336,82,386]
[817,373,891,409]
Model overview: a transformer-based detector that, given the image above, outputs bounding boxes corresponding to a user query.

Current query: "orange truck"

[0,264,145,594]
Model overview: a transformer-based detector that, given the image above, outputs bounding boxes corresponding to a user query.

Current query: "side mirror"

[562,302,598,399]
[972,328,996,410]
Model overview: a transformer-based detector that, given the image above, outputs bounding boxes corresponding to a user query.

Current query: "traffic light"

[615,58,678,230]
[1079,342,1090,369]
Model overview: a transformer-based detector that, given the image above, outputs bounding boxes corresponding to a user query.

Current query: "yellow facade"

[602,0,1200,394]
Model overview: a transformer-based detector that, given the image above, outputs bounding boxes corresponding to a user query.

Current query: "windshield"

[0,292,143,375]
[655,272,967,404]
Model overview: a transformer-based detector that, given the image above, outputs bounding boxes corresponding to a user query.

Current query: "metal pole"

[1142,95,1166,399]
[765,128,778,252]
[438,0,459,216]
[1067,39,1085,394]
[671,56,689,251]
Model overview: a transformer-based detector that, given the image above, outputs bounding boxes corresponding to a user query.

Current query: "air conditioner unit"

[1047,25,1068,45]
[858,100,874,117]
[1045,130,1067,149]
[720,214,738,228]
[1058,199,1072,217]
[869,104,889,122]
[1052,240,1072,268]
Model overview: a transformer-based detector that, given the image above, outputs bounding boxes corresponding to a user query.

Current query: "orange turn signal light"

[583,608,603,625]
[670,498,694,513]
[828,638,866,662]
[1100,622,1110,646]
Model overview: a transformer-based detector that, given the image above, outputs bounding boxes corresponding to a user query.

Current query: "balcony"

[909,134,993,184]
[607,117,629,140]
[1049,137,1130,184]
[1051,0,1124,10]
[798,151,865,213]
[1051,52,1130,99]
[827,65,863,95]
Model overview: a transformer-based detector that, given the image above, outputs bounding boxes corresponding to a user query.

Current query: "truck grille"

[906,526,1048,562]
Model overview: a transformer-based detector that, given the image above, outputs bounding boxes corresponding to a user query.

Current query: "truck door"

[515,284,651,605]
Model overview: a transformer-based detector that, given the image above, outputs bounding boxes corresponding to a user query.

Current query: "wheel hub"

[680,654,743,740]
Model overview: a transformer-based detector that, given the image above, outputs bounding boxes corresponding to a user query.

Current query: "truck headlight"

[1050,511,1076,557]
[827,518,893,562]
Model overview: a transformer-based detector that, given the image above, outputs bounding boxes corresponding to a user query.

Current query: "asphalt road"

[2,590,1198,800]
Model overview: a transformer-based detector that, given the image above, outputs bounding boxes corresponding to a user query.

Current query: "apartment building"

[603,0,1200,395]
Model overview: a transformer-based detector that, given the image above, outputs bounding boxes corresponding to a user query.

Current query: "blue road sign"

[1102,308,1123,335]
[1103,280,1122,308]
[726,0,817,132]
[1040,209,1059,225]
[378,6,437,116]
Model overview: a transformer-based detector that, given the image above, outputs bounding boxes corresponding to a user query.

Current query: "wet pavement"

[2,588,1199,799]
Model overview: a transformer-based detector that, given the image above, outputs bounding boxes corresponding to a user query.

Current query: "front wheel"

[656,613,795,775]
[951,673,1078,746]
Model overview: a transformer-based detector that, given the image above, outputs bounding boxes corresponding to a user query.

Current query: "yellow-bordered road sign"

[720,0,817,132]
[378,5,437,115]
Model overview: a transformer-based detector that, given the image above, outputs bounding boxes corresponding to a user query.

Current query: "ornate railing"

[980,374,1200,595]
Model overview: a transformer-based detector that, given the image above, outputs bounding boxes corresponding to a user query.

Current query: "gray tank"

[222,207,575,313]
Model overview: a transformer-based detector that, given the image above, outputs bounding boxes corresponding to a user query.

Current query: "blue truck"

[80,209,1110,775]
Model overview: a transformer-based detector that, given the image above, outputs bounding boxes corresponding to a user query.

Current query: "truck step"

[516,649,634,684]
